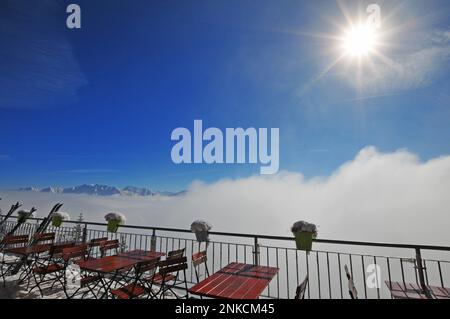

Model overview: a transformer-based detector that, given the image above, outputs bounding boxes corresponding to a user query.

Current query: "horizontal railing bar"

[2,214,450,252]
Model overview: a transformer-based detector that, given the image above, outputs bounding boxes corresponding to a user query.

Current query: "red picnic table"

[386,281,450,299]
[188,262,279,299]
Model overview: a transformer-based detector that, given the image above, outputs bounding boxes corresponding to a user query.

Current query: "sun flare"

[343,24,377,57]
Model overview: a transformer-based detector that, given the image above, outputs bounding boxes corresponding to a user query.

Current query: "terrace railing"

[1,214,449,299]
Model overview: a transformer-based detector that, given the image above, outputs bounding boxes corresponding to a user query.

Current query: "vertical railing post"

[82,223,88,243]
[253,236,259,265]
[415,248,432,299]
[150,229,157,251]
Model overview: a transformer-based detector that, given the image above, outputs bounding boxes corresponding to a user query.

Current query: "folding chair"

[192,251,209,283]
[167,248,185,259]
[87,237,108,259]
[149,256,189,299]
[294,275,309,299]
[61,244,103,299]
[100,239,120,257]
[0,235,29,287]
[344,265,358,299]
[28,243,75,297]
[111,257,160,299]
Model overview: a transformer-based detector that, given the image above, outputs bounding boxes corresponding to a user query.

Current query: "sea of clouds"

[1,146,449,246]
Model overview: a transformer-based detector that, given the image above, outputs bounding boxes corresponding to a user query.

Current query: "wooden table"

[77,255,140,298]
[118,249,165,261]
[386,281,450,299]
[189,262,279,299]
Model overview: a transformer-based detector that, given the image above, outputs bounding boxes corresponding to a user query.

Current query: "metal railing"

[1,214,449,299]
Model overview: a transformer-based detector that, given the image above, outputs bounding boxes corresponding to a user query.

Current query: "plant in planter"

[104,212,126,233]
[190,220,212,243]
[51,212,70,227]
[291,221,318,251]
[17,210,35,223]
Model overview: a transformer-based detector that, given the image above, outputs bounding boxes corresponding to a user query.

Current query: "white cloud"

[1,146,450,246]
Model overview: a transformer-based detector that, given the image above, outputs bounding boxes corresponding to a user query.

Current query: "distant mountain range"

[18,184,185,197]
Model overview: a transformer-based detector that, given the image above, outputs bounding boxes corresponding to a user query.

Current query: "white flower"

[191,220,212,232]
[291,221,318,237]
[52,212,71,221]
[104,212,126,223]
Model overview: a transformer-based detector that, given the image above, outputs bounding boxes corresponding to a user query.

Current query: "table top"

[77,255,138,274]
[189,262,279,299]
[118,249,165,261]
[4,244,52,256]
[386,281,450,299]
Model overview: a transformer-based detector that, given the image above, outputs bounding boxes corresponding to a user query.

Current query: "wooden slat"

[189,262,278,299]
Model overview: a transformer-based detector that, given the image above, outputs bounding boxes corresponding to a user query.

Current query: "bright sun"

[343,24,377,57]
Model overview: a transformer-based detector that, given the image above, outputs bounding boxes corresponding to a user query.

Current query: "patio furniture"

[385,281,450,299]
[27,242,76,296]
[344,265,358,299]
[188,262,279,299]
[192,251,210,283]
[0,235,29,287]
[147,256,189,299]
[76,255,139,299]
[87,237,108,259]
[61,244,103,299]
[295,275,309,299]
[167,248,185,259]
[110,257,160,299]
[118,249,165,261]
[100,239,120,257]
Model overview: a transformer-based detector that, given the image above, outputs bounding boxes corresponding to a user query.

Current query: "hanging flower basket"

[105,212,126,233]
[291,221,318,251]
[51,212,70,227]
[17,210,34,223]
[191,220,212,243]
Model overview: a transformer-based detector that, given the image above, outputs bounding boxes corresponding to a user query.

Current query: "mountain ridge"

[18,184,184,197]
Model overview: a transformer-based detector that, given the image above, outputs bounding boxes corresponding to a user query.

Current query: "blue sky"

[0,0,449,191]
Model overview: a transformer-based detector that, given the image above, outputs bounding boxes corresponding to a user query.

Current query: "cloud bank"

[1,146,449,246]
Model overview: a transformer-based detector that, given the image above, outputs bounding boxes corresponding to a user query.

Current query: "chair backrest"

[62,244,89,262]
[51,242,76,258]
[167,248,185,259]
[158,256,188,277]
[88,237,108,247]
[192,251,209,282]
[344,265,358,299]
[295,275,309,299]
[1,234,29,247]
[100,239,120,257]
[136,257,160,276]
[33,232,55,244]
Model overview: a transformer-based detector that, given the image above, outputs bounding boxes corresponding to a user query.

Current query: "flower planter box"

[52,216,63,227]
[194,230,210,242]
[107,220,121,233]
[294,232,314,251]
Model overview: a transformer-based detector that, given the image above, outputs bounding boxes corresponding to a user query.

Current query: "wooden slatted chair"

[111,257,160,299]
[295,275,309,299]
[87,237,108,259]
[148,256,189,299]
[61,244,103,299]
[99,239,120,257]
[192,251,209,283]
[167,248,185,259]
[344,265,358,299]
[28,242,75,296]
[0,235,29,287]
